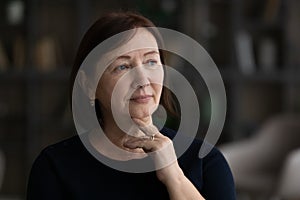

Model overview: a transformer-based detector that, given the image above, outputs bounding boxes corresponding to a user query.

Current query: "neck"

[90,111,147,160]
[89,128,146,161]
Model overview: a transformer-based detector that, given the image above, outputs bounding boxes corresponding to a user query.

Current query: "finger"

[131,117,152,127]
[124,133,171,151]
[151,131,164,138]
[124,138,156,152]
[127,125,147,137]
[125,138,177,169]
[131,117,159,137]
[124,136,177,169]
[139,124,159,136]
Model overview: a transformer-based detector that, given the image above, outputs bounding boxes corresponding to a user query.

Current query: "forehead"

[118,48,159,58]
[105,28,159,61]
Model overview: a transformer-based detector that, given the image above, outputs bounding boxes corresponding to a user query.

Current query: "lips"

[130,94,153,103]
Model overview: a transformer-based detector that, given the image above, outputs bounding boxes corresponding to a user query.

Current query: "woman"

[27,11,236,200]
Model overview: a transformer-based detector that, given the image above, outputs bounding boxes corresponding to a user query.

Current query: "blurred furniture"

[276,148,300,199]
[0,0,299,198]
[219,115,300,199]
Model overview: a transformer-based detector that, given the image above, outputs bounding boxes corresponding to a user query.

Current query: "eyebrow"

[115,50,159,60]
[144,50,159,56]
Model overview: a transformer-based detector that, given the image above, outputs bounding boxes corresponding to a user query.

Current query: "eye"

[145,59,158,66]
[115,64,130,72]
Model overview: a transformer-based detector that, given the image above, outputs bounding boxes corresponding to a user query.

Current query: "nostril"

[132,82,150,89]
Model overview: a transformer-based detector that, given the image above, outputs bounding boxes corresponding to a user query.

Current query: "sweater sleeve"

[26,150,66,200]
[201,147,236,200]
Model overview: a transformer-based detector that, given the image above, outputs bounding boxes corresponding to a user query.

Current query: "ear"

[77,70,95,101]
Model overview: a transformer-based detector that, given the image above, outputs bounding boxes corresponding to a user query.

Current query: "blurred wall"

[0,0,299,199]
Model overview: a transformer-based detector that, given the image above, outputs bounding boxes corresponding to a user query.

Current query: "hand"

[126,119,204,199]
[124,119,182,184]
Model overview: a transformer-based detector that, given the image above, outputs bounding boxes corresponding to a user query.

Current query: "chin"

[129,104,157,118]
[129,108,152,119]
[130,111,151,119]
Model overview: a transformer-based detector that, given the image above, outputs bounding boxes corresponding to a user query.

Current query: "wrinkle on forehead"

[100,28,159,69]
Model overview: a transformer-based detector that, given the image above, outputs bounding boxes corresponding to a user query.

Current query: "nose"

[131,66,150,89]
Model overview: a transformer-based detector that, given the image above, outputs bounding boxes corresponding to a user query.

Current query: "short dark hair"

[70,11,178,125]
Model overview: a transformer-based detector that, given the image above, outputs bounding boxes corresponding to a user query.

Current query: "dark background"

[0,0,299,199]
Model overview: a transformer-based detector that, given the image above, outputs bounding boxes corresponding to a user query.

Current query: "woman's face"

[96,29,164,123]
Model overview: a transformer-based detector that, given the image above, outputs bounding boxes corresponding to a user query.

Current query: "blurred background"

[0,0,300,199]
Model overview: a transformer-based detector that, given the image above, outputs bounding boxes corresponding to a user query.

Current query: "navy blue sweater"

[27,128,236,200]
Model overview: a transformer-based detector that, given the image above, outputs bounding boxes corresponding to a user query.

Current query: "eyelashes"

[113,59,160,73]
[115,64,130,72]
[145,59,158,66]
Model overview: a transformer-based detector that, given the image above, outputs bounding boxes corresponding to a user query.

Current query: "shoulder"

[40,135,82,155]
[27,135,86,199]
[32,135,87,170]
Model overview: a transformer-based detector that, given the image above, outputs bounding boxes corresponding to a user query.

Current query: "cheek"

[111,76,132,101]
[151,68,164,99]
[153,84,163,100]
[108,76,133,114]
[151,67,164,85]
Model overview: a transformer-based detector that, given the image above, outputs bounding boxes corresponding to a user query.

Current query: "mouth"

[130,95,153,104]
